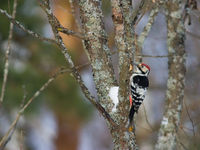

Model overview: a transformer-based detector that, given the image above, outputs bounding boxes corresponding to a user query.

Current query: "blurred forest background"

[0,0,200,150]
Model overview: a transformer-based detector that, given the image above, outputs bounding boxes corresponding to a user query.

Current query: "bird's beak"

[129,62,139,71]
[129,64,133,71]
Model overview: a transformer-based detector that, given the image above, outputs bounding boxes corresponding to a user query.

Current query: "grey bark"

[110,0,138,149]
[155,1,186,150]
[78,0,117,113]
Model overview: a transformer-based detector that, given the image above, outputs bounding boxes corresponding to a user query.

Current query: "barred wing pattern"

[129,75,149,124]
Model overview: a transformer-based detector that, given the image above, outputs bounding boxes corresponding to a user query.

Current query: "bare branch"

[176,136,189,150]
[71,67,117,127]
[0,62,113,148]
[0,68,68,148]
[131,0,150,26]
[0,115,18,150]
[135,7,159,63]
[183,99,195,137]
[57,26,84,39]
[0,0,18,105]
[0,8,56,44]
[0,64,114,149]
[111,49,170,58]
[39,0,116,126]
[137,54,169,58]
[178,125,198,149]
[39,0,74,67]
[0,7,85,42]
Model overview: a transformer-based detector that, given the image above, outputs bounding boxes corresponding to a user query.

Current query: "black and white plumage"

[129,63,150,127]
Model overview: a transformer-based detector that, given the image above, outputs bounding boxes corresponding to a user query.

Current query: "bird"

[128,63,150,132]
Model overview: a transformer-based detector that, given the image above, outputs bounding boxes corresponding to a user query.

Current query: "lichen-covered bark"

[111,0,131,121]
[109,0,145,149]
[109,0,161,148]
[110,0,137,149]
[135,6,159,63]
[120,1,135,60]
[78,0,117,112]
[155,1,186,150]
[111,129,138,150]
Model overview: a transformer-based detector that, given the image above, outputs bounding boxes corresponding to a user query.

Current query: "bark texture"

[109,0,160,149]
[155,1,186,150]
[109,0,139,149]
[78,0,117,113]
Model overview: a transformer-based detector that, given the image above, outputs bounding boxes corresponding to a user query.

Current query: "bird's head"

[130,63,150,75]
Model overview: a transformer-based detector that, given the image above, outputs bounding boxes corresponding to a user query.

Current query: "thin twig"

[176,135,189,150]
[57,26,84,39]
[0,8,56,44]
[179,124,198,150]
[134,2,153,28]
[75,62,90,69]
[0,61,95,149]
[183,99,195,137]
[71,67,117,127]
[137,7,159,50]
[111,49,170,58]
[0,68,69,148]
[137,54,169,58]
[0,0,18,105]
[131,0,147,25]
[0,117,18,150]
[182,126,194,132]
[178,142,189,150]
[179,124,190,139]
[134,5,159,63]
[39,0,75,67]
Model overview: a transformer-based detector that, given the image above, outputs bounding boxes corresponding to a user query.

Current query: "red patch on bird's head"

[141,63,150,71]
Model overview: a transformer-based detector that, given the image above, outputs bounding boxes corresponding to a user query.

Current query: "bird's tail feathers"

[128,106,135,132]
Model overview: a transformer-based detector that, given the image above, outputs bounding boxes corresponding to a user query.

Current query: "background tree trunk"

[155,0,186,149]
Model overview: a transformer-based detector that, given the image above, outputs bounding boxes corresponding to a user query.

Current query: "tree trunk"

[111,128,138,150]
[155,1,186,149]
